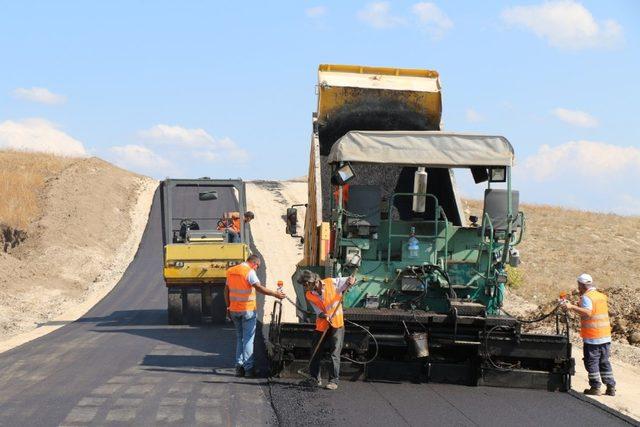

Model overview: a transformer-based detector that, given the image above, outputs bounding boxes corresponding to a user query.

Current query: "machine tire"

[210,285,227,324]
[185,288,203,324]
[167,288,184,325]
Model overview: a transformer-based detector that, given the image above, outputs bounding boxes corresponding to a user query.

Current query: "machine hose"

[282,297,380,366]
[342,319,379,365]
[485,303,568,372]
[500,303,562,323]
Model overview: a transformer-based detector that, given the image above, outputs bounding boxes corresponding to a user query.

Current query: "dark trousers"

[583,342,616,388]
[228,230,241,243]
[309,327,344,384]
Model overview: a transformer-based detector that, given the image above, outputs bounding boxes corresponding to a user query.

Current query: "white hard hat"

[577,273,593,285]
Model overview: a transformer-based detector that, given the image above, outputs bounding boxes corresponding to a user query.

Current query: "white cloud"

[501,0,623,50]
[306,6,326,18]
[358,2,405,29]
[0,118,86,156]
[195,138,249,164]
[138,124,214,147]
[13,87,66,105]
[552,108,598,127]
[110,144,172,171]
[138,124,249,164]
[520,140,640,182]
[465,108,484,123]
[411,2,453,38]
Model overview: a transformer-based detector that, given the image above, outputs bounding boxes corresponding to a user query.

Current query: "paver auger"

[268,64,574,390]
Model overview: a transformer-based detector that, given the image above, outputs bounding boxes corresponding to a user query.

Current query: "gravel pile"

[525,286,640,346]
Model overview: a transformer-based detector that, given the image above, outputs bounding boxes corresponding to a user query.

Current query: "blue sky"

[0,1,639,214]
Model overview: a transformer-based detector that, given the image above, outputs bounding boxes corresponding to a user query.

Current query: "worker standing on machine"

[225,254,285,377]
[562,273,616,396]
[298,270,356,390]
[218,211,254,243]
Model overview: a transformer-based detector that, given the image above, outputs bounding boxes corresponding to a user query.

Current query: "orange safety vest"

[217,215,241,233]
[305,278,344,331]
[580,289,611,340]
[333,184,350,205]
[226,263,256,312]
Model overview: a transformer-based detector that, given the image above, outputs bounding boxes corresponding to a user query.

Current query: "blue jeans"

[584,342,616,388]
[228,230,241,243]
[230,310,256,370]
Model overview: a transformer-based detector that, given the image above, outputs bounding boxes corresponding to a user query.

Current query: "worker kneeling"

[299,270,356,390]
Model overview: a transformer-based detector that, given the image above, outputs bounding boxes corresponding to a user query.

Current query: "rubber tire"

[185,288,203,324]
[167,289,184,325]
[210,285,227,324]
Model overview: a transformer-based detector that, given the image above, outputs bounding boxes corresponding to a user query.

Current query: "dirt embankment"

[246,180,307,326]
[466,200,640,299]
[0,153,156,341]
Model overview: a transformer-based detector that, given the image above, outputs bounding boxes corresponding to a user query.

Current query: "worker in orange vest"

[562,273,616,396]
[225,254,285,377]
[298,269,356,390]
[217,211,254,243]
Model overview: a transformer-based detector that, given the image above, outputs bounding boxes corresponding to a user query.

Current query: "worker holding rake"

[298,270,356,390]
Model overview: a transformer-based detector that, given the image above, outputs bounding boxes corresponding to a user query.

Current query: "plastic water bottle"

[277,280,284,292]
[408,227,420,258]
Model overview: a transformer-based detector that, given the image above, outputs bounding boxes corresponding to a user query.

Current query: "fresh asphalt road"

[0,187,633,426]
[0,187,276,426]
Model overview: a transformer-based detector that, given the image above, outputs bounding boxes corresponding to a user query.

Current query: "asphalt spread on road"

[0,188,633,426]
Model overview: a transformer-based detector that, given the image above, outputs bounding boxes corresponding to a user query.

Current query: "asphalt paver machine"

[268,64,574,390]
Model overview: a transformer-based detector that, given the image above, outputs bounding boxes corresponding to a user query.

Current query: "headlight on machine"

[168,260,185,268]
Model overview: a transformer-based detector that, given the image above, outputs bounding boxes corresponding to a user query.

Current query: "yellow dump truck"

[161,179,250,324]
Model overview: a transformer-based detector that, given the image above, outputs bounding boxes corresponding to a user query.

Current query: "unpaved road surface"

[0,187,633,426]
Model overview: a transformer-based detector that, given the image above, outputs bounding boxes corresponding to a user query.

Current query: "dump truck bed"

[316,64,442,155]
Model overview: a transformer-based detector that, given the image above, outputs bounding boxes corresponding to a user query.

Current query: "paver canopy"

[327,131,515,167]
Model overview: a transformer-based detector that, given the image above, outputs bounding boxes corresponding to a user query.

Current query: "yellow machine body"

[163,242,249,285]
[317,64,442,134]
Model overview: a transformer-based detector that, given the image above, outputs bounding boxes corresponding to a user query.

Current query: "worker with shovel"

[298,270,356,390]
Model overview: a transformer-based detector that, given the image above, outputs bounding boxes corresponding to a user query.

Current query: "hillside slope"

[465,200,640,299]
[0,152,156,340]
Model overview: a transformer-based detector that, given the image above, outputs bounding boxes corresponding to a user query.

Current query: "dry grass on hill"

[0,150,75,229]
[465,200,640,299]
[0,150,157,339]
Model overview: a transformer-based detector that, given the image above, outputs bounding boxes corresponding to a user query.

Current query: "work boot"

[605,385,616,396]
[325,381,338,390]
[583,387,602,396]
[235,365,245,377]
[244,368,256,378]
